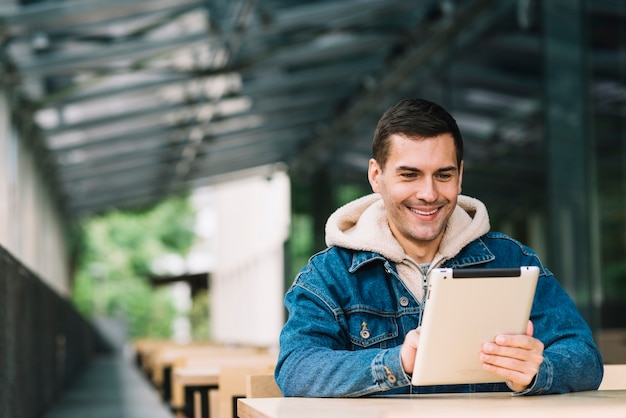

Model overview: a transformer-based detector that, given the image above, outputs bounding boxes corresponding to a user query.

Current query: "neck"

[396,234,442,264]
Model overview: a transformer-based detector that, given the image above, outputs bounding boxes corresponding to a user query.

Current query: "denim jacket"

[275,195,603,397]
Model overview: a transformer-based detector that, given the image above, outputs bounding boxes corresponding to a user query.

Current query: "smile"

[410,207,439,216]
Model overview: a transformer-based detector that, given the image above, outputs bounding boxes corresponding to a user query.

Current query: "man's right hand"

[400,327,421,374]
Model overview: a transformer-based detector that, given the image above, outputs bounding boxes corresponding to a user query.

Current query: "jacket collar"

[348,237,495,273]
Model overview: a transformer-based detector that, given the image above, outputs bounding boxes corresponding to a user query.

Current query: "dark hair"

[372,98,463,168]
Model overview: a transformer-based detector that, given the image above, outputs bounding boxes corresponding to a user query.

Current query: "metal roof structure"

[1,0,625,220]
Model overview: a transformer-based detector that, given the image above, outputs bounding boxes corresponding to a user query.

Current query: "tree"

[72,195,197,339]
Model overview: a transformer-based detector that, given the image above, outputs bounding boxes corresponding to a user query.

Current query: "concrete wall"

[208,168,290,349]
[0,90,72,296]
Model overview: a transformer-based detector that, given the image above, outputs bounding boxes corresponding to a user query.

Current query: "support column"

[543,0,601,329]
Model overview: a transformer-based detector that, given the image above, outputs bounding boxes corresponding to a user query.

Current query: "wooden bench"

[245,374,282,398]
[132,338,178,377]
[217,365,277,418]
[134,339,221,382]
[149,344,263,400]
[170,353,277,418]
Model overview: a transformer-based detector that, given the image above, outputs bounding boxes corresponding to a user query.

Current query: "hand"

[400,327,421,374]
[480,320,544,392]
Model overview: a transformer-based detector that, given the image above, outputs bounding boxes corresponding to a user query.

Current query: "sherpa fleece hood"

[325,193,491,268]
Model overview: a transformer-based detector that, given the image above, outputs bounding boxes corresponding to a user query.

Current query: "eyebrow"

[396,165,458,173]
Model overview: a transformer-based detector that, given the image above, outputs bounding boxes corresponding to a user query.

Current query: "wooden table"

[172,367,219,418]
[171,355,277,418]
[237,390,626,418]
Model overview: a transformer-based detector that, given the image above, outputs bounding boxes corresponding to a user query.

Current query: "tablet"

[411,266,539,386]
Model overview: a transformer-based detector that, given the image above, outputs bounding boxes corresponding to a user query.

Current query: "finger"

[483,339,544,365]
[491,320,535,349]
[482,343,525,363]
[494,333,543,351]
[406,327,421,344]
[481,349,540,371]
[480,348,541,380]
[481,360,536,390]
[481,345,544,380]
[493,335,534,351]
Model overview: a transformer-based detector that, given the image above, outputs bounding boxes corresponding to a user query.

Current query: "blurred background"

[1,0,625,416]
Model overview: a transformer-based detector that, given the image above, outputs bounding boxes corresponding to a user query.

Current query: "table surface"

[237,390,626,418]
[172,366,220,385]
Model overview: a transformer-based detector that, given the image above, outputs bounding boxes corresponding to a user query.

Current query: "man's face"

[368,133,463,262]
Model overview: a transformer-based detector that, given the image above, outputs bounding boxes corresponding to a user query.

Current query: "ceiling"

[0,0,624,220]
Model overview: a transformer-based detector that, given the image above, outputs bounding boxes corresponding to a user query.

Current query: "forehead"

[386,133,458,167]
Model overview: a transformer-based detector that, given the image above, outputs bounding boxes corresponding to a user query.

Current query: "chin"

[412,228,444,243]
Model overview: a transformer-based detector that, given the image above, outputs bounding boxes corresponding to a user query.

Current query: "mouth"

[409,207,440,216]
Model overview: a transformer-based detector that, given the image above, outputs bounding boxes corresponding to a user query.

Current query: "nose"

[416,176,438,202]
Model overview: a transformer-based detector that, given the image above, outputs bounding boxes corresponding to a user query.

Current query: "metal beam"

[0,0,207,34]
[43,85,347,136]
[289,0,516,176]
[14,32,215,77]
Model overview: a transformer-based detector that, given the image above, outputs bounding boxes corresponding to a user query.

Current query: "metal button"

[384,366,397,384]
[399,296,409,307]
[360,322,370,339]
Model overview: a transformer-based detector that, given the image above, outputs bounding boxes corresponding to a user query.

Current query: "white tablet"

[411,266,539,386]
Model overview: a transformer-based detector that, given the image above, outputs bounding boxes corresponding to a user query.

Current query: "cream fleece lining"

[325,193,491,301]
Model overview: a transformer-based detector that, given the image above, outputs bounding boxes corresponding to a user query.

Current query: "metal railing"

[0,245,100,418]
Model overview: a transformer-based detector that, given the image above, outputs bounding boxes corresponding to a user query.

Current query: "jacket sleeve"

[517,268,604,395]
[274,266,411,397]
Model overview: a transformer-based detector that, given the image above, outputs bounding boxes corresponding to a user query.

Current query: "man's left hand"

[480,320,544,392]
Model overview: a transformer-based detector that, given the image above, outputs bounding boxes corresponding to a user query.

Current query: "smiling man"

[275,98,603,397]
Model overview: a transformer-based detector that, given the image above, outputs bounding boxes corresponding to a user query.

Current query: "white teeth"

[412,208,438,216]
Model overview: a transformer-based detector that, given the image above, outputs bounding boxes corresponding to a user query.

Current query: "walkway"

[43,354,174,418]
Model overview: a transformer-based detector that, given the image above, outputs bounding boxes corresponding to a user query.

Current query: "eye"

[436,172,453,180]
[401,172,417,179]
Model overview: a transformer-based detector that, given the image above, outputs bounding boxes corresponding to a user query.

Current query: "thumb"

[526,320,534,337]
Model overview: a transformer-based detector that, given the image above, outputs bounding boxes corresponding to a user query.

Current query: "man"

[275,98,603,397]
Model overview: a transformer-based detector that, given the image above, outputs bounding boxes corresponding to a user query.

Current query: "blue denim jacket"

[275,232,603,397]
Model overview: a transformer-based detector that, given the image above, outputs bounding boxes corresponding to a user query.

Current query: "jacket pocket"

[346,309,398,348]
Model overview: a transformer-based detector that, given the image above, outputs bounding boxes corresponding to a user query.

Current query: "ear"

[368,158,382,193]
[457,160,464,194]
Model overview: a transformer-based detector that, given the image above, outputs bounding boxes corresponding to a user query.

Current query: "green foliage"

[336,183,368,206]
[189,290,211,340]
[287,182,368,279]
[71,195,197,339]
[288,213,314,279]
